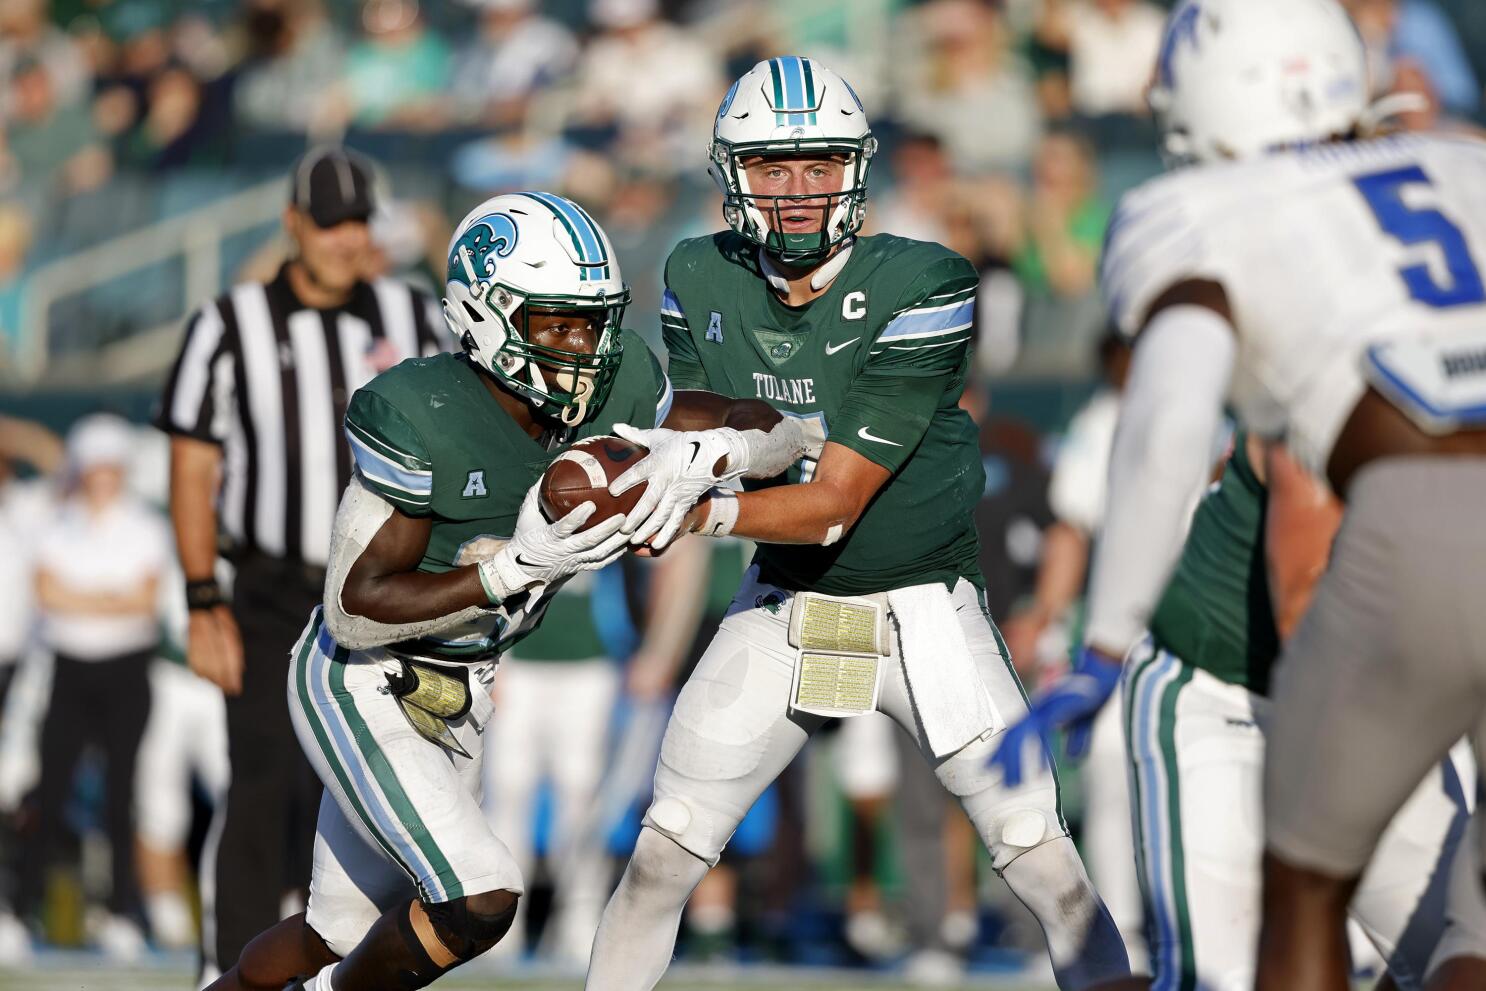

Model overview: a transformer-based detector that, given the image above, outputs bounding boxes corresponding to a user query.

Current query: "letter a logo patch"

[462,470,488,499]
[706,311,724,344]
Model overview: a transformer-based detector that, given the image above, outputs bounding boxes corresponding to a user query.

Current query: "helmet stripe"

[520,191,611,281]
[769,56,820,126]
[782,56,804,125]
[769,58,786,123]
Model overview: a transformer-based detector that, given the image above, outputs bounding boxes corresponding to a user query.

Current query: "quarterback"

[207,192,803,991]
[988,2,1486,989]
[584,57,1131,990]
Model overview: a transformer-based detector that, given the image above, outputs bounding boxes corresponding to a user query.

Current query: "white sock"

[305,961,338,991]
[585,827,710,990]
[146,891,194,948]
[1001,836,1132,990]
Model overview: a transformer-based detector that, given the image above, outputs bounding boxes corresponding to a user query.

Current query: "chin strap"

[760,240,855,296]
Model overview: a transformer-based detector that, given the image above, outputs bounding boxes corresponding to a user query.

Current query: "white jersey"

[1102,133,1486,476]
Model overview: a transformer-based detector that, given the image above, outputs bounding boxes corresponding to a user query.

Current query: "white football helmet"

[708,56,877,264]
[1149,0,1369,164]
[443,192,629,426]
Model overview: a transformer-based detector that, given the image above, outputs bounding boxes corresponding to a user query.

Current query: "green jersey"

[505,569,609,663]
[342,335,670,664]
[1148,434,1280,694]
[661,232,983,596]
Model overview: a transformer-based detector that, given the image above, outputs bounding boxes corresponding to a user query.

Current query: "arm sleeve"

[1100,178,1215,338]
[660,272,708,390]
[154,302,232,443]
[1083,305,1236,654]
[342,388,435,516]
[830,256,977,473]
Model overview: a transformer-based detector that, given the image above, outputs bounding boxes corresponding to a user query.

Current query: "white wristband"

[477,553,522,605]
[697,489,739,538]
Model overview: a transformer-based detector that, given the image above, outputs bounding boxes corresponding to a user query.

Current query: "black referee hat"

[290,147,376,228]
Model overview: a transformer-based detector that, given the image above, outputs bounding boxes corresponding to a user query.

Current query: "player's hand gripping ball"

[539,435,649,530]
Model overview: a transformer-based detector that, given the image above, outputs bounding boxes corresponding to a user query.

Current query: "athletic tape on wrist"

[698,489,738,538]
[476,556,513,605]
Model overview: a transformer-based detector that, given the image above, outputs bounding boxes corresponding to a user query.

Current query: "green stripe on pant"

[324,644,465,901]
[292,618,424,896]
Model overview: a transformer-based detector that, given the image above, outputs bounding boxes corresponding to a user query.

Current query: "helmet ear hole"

[461,300,484,322]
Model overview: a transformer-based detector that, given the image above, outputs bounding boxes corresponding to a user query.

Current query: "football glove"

[609,423,747,549]
[478,484,630,603]
[988,645,1123,789]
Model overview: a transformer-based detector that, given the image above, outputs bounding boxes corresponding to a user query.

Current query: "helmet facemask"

[501,299,628,427]
[710,136,875,266]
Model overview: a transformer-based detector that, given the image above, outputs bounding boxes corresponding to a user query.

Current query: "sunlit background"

[1,0,1484,986]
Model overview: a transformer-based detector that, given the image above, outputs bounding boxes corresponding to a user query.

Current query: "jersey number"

[1353,165,1486,309]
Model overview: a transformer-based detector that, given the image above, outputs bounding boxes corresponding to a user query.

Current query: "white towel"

[888,583,1001,757]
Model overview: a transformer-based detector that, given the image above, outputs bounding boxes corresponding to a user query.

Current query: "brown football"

[538,435,648,530]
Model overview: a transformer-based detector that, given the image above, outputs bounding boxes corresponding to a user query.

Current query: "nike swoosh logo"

[857,426,902,447]
[686,440,702,465]
[825,338,860,355]
[515,554,540,569]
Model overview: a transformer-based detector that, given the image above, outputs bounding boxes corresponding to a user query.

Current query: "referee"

[155,147,447,979]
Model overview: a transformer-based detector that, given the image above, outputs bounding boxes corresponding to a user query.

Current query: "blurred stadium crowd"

[2,0,1486,983]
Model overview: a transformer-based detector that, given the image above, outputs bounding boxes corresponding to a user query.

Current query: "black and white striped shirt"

[155,264,449,567]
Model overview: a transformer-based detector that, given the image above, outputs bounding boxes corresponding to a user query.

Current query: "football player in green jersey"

[208,193,806,991]
[583,57,1131,990]
[1117,434,1468,991]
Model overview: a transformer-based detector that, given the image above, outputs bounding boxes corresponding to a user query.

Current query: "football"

[539,435,649,530]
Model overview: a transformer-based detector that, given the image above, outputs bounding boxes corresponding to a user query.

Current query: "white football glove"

[609,423,747,549]
[478,484,630,603]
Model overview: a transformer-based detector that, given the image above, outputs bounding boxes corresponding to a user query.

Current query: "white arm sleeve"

[323,474,493,650]
[1083,304,1236,654]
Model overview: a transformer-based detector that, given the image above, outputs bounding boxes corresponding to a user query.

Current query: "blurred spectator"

[364,197,447,293]
[893,0,1041,174]
[870,130,955,245]
[0,203,32,359]
[833,713,905,963]
[88,3,175,145]
[0,415,60,964]
[1,55,111,196]
[338,0,452,129]
[569,0,724,174]
[233,0,347,133]
[0,0,91,121]
[449,0,579,130]
[117,62,217,170]
[1013,130,1108,300]
[0,416,62,703]
[19,414,170,960]
[1036,0,1165,119]
[1349,0,1480,116]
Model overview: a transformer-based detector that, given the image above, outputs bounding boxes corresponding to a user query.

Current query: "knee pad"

[643,795,724,866]
[959,781,1065,872]
[423,892,518,961]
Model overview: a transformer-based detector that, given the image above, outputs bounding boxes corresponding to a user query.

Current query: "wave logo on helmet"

[1157,2,1203,89]
[449,213,519,288]
[717,78,741,120]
